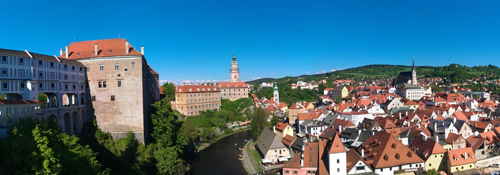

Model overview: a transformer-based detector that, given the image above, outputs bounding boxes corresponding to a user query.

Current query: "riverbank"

[242,139,263,174]
[196,127,251,152]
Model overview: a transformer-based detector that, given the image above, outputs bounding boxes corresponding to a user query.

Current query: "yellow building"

[288,102,314,126]
[174,85,221,116]
[332,86,348,99]
[274,122,293,138]
[410,137,447,172]
[446,147,476,173]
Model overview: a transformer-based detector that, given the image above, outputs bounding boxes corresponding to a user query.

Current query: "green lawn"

[246,140,263,173]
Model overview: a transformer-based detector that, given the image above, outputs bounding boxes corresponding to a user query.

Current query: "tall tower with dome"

[230,53,240,82]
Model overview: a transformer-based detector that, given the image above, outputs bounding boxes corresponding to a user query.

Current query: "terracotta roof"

[329,133,347,154]
[447,147,476,166]
[175,85,220,93]
[60,38,143,59]
[149,67,159,75]
[466,136,486,151]
[453,111,469,121]
[283,152,302,169]
[410,136,446,160]
[216,82,248,88]
[361,131,424,168]
[281,134,296,147]
[303,142,319,168]
[0,100,41,105]
[444,133,463,144]
[480,130,500,145]
[275,122,289,131]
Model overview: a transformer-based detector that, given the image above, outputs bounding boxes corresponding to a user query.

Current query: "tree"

[0,118,108,175]
[161,82,176,101]
[0,93,6,100]
[38,93,48,108]
[318,83,327,94]
[182,120,198,142]
[335,97,342,104]
[270,114,279,128]
[250,108,268,139]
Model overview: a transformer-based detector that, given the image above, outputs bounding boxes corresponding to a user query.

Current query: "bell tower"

[230,53,240,82]
[411,59,417,85]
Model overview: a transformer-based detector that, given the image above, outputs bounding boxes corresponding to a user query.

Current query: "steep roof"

[447,147,476,166]
[466,136,486,151]
[329,134,347,154]
[303,142,319,168]
[60,38,143,59]
[256,128,286,155]
[410,136,446,160]
[362,132,424,168]
[275,122,289,131]
[283,152,302,169]
[281,134,296,147]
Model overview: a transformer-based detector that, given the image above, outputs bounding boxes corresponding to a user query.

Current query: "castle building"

[230,53,240,82]
[174,85,221,116]
[0,48,88,136]
[59,39,160,144]
[216,54,248,101]
[395,60,418,87]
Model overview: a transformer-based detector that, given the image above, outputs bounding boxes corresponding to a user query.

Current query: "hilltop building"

[0,48,88,136]
[59,39,160,143]
[174,85,221,116]
[216,54,248,101]
[395,61,431,100]
[274,81,279,104]
[230,53,240,82]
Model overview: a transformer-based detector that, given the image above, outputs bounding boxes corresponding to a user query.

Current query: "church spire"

[232,51,236,61]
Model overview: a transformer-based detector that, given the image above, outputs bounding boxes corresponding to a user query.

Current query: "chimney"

[59,48,63,56]
[399,113,402,119]
[141,46,144,55]
[434,123,437,132]
[435,135,439,141]
[65,46,69,58]
[361,148,365,157]
[453,117,456,123]
[464,152,467,160]
[125,41,129,54]
[94,43,98,56]
[339,125,342,133]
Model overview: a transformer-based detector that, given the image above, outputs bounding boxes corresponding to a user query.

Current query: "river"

[189,130,252,175]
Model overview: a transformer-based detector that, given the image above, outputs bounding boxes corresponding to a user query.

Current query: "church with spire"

[394,60,432,100]
[216,53,249,101]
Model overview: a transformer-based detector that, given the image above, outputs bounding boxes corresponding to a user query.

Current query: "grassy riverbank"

[245,140,263,173]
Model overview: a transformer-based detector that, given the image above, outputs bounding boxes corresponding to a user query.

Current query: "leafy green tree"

[270,114,279,128]
[335,97,342,104]
[161,82,176,101]
[0,118,108,175]
[38,93,48,108]
[182,120,198,142]
[318,83,327,94]
[0,93,6,100]
[250,108,268,139]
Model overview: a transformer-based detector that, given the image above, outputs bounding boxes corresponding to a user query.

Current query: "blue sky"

[1,1,500,84]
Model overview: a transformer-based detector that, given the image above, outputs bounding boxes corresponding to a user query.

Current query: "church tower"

[230,53,240,82]
[411,60,417,85]
[273,81,279,104]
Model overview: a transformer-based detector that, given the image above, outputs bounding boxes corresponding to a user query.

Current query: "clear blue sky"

[1,1,500,84]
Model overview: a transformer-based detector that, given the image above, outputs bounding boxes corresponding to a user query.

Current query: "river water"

[189,130,252,175]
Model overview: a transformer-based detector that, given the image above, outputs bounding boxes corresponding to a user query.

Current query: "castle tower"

[273,81,279,104]
[411,60,417,85]
[329,134,347,175]
[230,53,240,82]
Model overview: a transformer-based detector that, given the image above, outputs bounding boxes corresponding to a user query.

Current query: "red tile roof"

[60,38,143,59]
[275,122,289,131]
[329,133,347,154]
[216,82,248,88]
[281,134,296,147]
[175,85,220,93]
[447,147,476,166]
[361,132,424,168]
[303,142,319,168]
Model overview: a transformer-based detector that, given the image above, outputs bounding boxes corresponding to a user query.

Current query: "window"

[50,62,54,67]
[111,95,115,101]
[86,65,90,71]
[1,56,6,61]
[39,60,43,65]
[2,82,7,89]
[39,72,43,78]
[73,85,76,90]
[98,81,107,88]
[117,80,122,87]
[115,63,119,70]
[293,171,297,174]
[1,69,6,76]
[337,168,340,172]
[20,82,24,88]
[356,166,365,171]
[100,64,104,71]
[64,64,67,69]
[72,66,75,70]
[19,58,24,63]
[51,83,55,88]
[91,96,96,101]
[65,85,68,90]
[131,62,135,69]
[285,170,289,174]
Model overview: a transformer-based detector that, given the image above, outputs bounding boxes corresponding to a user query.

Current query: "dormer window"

[407,151,412,157]
[383,154,388,160]
[391,143,396,148]
[395,153,400,159]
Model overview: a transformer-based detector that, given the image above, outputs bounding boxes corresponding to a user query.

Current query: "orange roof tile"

[60,38,143,59]
[175,85,220,93]
[447,147,476,166]
[362,132,424,168]
[329,134,347,154]
[275,122,289,131]
[216,82,248,88]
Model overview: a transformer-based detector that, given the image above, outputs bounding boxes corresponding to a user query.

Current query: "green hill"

[246,64,500,85]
